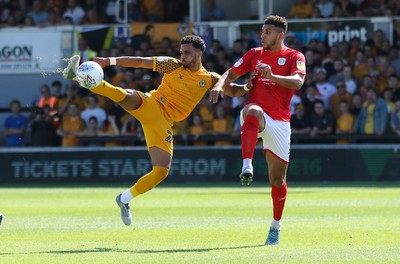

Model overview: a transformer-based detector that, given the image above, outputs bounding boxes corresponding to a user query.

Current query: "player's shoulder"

[201,67,221,87]
[247,47,264,55]
[283,47,305,57]
[154,56,182,73]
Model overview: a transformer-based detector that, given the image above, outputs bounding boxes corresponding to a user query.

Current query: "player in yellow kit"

[62,35,248,225]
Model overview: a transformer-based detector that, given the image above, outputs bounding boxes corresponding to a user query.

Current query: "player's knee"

[269,173,286,187]
[153,166,169,182]
[246,107,263,119]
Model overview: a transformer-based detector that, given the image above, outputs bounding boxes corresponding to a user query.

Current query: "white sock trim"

[242,158,253,170]
[120,189,133,204]
[271,219,281,230]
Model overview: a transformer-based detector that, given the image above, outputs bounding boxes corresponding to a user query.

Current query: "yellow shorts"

[127,92,174,155]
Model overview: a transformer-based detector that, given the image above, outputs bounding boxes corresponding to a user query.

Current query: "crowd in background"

[2,0,400,147]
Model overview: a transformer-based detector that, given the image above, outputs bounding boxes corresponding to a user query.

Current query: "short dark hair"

[181,35,206,53]
[52,80,62,87]
[10,99,21,108]
[264,15,288,33]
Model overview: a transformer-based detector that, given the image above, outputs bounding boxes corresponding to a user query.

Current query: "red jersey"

[232,46,306,121]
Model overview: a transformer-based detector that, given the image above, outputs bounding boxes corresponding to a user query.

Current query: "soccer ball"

[76,61,104,89]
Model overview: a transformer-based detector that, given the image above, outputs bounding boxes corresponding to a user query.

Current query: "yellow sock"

[91,81,128,103]
[130,166,169,197]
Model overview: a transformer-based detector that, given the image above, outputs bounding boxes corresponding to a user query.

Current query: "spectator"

[189,114,208,146]
[314,67,337,109]
[335,0,357,17]
[352,50,369,80]
[390,99,400,136]
[302,84,325,117]
[51,80,65,100]
[197,97,214,131]
[22,15,35,26]
[102,115,121,147]
[290,103,312,135]
[350,92,363,117]
[142,0,164,22]
[342,65,358,94]
[131,24,154,50]
[290,92,302,115]
[80,115,119,147]
[41,8,62,27]
[315,0,335,17]
[82,7,104,25]
[382,87,395,115]
[80,94,107,128]
[288,0,312,18]
[56,84,84,117]
[329,80,353,119]
[352,89,388,135]
[335,100,355,144]
[120,114,145,145]
[173,119,189,146]
[311,4,322,18]
[73,38,98,64]
[37,84,59,111]
[202,0,225,21]
[375,56,392,92]
[390,49,400,77]
[327,59,345,85]
[26,0,49,27]
[310,101,335,137]
[29,107,55,146]
[63,0,85,25]
[3,99,28,147]
[230,96,246,137]
[388,74,400,101]
[322,45,342,78]
[80,116,103,137]
[57,103,86,147]
[210,105,233,146]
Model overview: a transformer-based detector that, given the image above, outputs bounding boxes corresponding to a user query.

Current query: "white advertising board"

[0,28,65,75]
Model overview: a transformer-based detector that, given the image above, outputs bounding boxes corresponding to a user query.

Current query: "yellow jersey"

[150,56,220,122]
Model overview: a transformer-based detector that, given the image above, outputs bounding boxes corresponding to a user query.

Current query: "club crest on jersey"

[278,58,286,65]
[199,80,206,88]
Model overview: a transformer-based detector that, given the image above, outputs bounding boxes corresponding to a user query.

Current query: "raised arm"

[209,68,252,104]
[93,56,154,69]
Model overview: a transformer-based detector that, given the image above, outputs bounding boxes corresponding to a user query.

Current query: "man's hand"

[92,57,109,68]
[209,84,224,104]
[246,70,257,90]
[255,62,272,78]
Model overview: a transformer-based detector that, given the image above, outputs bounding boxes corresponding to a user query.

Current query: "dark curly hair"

[181,35,206,53]
[264,15,288,33]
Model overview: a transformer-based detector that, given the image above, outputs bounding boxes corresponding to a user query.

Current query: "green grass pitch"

[0,182,399,264]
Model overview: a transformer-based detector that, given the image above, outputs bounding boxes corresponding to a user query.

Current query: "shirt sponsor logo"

[278,58,286,65]
[233,58,243,68]
[296,60,305,71]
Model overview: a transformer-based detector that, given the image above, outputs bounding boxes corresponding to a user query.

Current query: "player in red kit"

[210,15,306,245]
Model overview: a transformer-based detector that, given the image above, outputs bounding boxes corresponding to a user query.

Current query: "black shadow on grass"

[0,244,265,255]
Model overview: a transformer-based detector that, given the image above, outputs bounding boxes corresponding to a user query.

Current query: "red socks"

[241,115,259,159]
[271,181,287,221]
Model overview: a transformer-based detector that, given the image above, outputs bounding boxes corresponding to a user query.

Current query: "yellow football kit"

[127,56,220,154]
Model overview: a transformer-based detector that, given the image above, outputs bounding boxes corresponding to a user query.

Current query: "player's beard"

[181,58,193,68]
[263,37,277,50]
